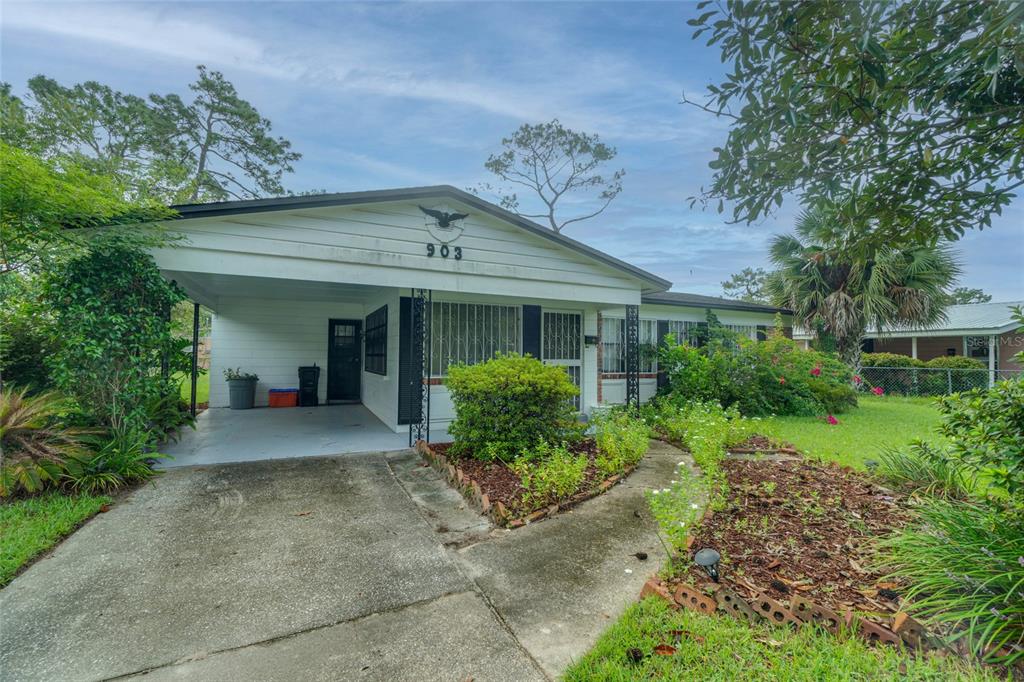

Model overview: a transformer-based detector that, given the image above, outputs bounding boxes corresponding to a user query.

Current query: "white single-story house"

[794,300,1024,379]
[153,186,789,447]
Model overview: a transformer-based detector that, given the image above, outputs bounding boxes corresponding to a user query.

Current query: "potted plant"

[224,368,259,410]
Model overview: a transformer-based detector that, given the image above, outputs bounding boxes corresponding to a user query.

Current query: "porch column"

[190,302,200,417]
[989,334,997,387]
[625,304,640,410]
[911,336,918,360]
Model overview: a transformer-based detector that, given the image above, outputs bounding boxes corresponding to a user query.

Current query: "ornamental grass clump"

[445,353,580,462]
[879,379,1024,665]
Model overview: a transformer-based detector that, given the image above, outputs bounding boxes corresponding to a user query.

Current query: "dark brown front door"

[328,319,361,402]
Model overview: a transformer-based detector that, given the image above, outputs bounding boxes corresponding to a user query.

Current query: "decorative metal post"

[625,304,640,411]
[190,302,200,417]
[408,288,432,446]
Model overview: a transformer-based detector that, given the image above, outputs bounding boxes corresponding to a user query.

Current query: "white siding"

[155,200,644,307]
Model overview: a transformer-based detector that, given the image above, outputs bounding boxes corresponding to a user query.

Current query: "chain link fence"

[859,366,1022,397]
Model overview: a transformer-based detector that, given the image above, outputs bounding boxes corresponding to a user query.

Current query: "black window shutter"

[522,305,541,359]
[657,320,669,390]
[397,297,422,425]
[756,324,768,342]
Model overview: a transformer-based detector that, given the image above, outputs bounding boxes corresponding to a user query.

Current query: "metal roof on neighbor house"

[169,185,672,292]
[641,291,791,315]
[794,300,1023,338]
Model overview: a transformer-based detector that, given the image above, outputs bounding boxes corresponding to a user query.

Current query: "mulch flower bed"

[420,438,634,527]
[671,457,909,621]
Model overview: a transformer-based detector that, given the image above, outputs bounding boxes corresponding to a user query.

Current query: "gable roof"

[170,185,671,292]
[642,291,790,315]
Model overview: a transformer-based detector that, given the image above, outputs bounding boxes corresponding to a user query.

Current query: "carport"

[161,404,446,467]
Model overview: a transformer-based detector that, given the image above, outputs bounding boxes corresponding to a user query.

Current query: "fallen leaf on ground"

[653,644,677,656]
[294,511,313,517]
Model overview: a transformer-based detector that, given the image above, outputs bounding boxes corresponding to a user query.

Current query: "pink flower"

[872,386,885,396]
[826,415,839,425]
[778,377,786,384]
[853,375,862,385]
[810,366,822,377]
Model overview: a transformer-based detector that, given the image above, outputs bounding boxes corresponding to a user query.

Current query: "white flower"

[691,503,700,510]
[651,490,660,495]
[677,461,686,467]
[625,569,633,574]
[678,521,686,527]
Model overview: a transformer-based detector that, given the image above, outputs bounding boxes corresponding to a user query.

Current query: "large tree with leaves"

[3,65,300,203]
[721,266,771,303]
[477,119,624,233]
[150,66,301,202]
[686,0,1024,245]
[767,205,960,365]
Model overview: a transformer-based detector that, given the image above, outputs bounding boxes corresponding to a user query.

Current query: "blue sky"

[3,1,1022,299]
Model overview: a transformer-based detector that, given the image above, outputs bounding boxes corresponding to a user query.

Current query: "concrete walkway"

[0,441,685,682]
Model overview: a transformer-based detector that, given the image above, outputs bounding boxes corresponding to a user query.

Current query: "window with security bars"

[543,312,581,360]
[601,317,656,373]
[430,302,521,376]
[724,324,756,340]
[665,320,708,347]
[364,305,388,375]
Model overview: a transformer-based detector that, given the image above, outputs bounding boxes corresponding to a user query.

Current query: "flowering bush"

[646,465,705,554]
[659,328,856,417]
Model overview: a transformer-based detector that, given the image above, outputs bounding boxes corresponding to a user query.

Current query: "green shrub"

[937,379,1024,504]
[445,353,580,461]
[40,243,189,434]
[0,386,94,497]
[511,441,587,508]
[69,423,167,494]
[924,356,985,369]
[881,499,1024,665]
[593,411,650,476]
[0,274,56,392]
[860,352,923,368]
[659,331,855,417]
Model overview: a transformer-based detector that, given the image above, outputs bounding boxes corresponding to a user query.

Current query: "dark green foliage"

[69,424,168,495]
[687,0,1024,245]
[660,330,856,417]
[0,274,56,391]
[445,353,581,461]
[945,287,992,305]
[768,205,959,365]
[0,387,94,497]
[876,442,975,500]
[7,65,301,203]
[720,266,770,304]
[40,242,188,433]
[925,356,986,370]
[859,352,924,368]
[882,499,1024,665]
[938,379,1024,504]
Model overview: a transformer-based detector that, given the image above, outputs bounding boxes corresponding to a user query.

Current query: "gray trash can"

[228,378,257,409]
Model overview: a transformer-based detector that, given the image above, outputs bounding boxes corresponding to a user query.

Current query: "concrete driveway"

[0,443,684,682]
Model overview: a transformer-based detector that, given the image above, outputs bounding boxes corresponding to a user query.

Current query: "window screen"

[364,305,388,375]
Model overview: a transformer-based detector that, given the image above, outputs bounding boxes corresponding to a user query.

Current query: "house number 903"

[426,243,462,260]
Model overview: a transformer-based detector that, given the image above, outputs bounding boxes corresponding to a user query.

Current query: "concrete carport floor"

[0,441,688,682]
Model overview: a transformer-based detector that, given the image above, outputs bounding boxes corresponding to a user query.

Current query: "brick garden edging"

[639,577,935,652]
[416,439,635,529]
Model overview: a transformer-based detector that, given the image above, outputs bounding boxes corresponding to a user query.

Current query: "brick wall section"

[1001,332,1024,370]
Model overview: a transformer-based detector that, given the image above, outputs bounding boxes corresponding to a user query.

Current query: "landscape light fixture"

[694,548,721,582]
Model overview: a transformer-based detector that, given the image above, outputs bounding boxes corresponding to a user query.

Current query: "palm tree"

[767,205,960,366]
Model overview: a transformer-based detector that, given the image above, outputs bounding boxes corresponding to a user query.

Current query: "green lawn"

[760,395,945,469]
[0,492,111,586]
[565,598,994,682]
[175,371,209,404]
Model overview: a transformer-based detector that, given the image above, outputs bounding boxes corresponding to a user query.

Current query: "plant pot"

[228,378,257,409]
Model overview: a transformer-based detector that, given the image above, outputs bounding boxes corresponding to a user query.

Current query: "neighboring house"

[152,185,788,433]
[794,301,1024,375]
